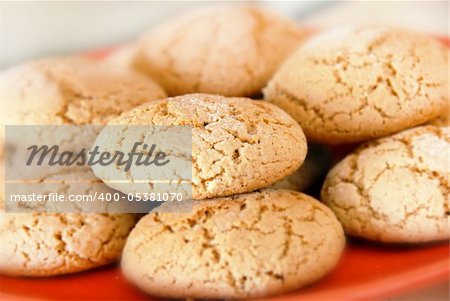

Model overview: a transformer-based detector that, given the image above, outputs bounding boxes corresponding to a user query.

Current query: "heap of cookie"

[0,5,448,299]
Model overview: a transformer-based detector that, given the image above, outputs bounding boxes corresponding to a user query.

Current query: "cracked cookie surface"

[0,160,138,276]
[0,56,166,126]
[122,189,345,299]
[133,6,307,96]
[264,26,449,144]
[0,56,166,157]
[321,126,449,243]
[92,94,307,199]
[0,212,137,276]
[0,144,138,276]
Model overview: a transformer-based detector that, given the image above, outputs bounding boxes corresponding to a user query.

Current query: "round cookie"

[0,160,139,276]
[271,144,331,191]
[321,126,449,243]
[0,56,166,126]
[133,6,307,96]
[122,189,345,299]
[92,94,307,199]
[264,26,449,144]
[0,213,137,276]
[0,56,166,156]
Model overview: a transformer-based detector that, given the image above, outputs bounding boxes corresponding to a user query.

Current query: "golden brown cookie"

[321,126,449,243]
[0,56,166,126]
[0,56,166,157]
[0,158,139,276]
[0,213,137,276]
[264,26,449,144]
[122,189,345,299]
[92,94,307,199]
[133,6,307,96]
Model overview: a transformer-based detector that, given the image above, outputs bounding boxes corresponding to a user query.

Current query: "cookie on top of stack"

[91,93,345,298]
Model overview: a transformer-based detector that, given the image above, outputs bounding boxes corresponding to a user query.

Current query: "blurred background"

[0,1,448,69]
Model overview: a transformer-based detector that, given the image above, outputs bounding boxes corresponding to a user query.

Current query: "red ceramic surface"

[0,240,448,301]
[1,36,449,301]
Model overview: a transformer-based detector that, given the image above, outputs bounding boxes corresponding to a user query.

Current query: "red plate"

[0,240,448,301]
[1,36,449,301]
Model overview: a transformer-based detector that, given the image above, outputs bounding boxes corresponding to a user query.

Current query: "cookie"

[0,56,166,158]
[0,157,139,276]
[92,94,307,199]
[122,189,345,299]
[0,213,137,276]
[0,56,166,126]
[321,126,449,243]
[133,6,307,96]
[271,144,331,191]
[264,26,449,144]
[1,156,138,275]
